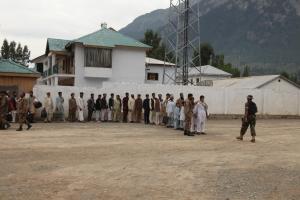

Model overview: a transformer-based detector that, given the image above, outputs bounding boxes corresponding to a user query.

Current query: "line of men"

[39,92,209,137]
[1,90,257,142]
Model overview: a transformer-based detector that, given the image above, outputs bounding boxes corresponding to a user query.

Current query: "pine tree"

[15,43,23,63]
[22,45,30,65]
[1,39,10,59]
[9,41,16,60]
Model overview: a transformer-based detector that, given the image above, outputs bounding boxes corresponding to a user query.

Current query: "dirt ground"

[0,119,299,200]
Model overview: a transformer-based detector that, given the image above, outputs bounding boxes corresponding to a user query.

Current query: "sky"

[0,0,169,59]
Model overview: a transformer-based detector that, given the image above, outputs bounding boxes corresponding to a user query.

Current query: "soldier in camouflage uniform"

[0,91,10,130]
[184,93,194,136]
[236,95,257,143]
[16,92,32,131]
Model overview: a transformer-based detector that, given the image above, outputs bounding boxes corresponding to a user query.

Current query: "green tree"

[280,71,290,79]
[193,43,214,66]
[142,30,174,62]
[9,41,16,60]
[200,43,214,66]
[15,43,23,62]
[22,45,30,65]
[242,66,250,77]
[1,39,10,59]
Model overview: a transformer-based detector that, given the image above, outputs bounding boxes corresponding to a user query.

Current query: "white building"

[145,61,232,85]
[188,65,232,86]
[145,57,176,84]
[212,75,300,93]
[32,24,151,87]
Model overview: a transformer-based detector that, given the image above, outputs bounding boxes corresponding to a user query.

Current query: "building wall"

[33,83,300,117]
[0,75,38,93]
[110,47,145,83]
[74,45,146,87]
[74,44,108,88]
[145,65,175,84]
[261,77,300,93]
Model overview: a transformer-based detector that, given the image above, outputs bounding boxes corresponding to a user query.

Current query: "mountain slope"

[119,0,300,75]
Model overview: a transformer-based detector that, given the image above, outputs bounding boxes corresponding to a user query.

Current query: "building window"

[196,78,200,83]
[85,47,112,68]
[147,73,159,81]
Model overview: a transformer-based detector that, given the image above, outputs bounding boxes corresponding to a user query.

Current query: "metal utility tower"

[163,0,201,85]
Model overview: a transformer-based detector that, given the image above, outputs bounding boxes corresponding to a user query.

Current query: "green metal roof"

[70,28,151,49]
[0,59,39,75]
[47,38,70,52]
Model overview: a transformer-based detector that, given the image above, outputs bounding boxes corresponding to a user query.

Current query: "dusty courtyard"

[0,119,299,200]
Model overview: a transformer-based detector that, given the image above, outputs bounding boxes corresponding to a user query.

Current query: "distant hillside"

[120,0,300,76]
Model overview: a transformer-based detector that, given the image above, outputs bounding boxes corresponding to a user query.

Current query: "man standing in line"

[184,93,194,136]
[87,93,95,122]
[95,95,102,122]
[122,93,129,123]
[44,92,54,123]
[161,93,171,125]
[150,93,156,124]
[154,96,161,125]
[16,92,32,131]
[194,95,208,135]
[28,91,36,123]
[108,93,114,122]
[237,95,258,143]
[113,95,122,122]
[158,94,164,125]
[134,94,143,123]
[143,94,151,124]
[128,94,135,123]
[166,95,176,128]
[77,92,85,122]
[100,93,108,122]
[68,93,77,122]
[55,92,65,122]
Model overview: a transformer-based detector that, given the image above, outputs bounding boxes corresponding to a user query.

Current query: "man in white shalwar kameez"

[194,95,208,135]
[77,92,85,122]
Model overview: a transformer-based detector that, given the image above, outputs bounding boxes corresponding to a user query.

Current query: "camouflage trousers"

[184,116,192,132]
[18,113,29,127]
[240,115,256,137]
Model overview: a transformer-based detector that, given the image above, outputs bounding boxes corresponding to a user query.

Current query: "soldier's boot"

[250,137,255,143]
[27,124,32,130]
[236,136,243,141]
[16,125,23,131]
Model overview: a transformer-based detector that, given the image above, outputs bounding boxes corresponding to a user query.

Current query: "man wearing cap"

[16,92,32,131]
[237,95,258,143]
[184,93,195,136]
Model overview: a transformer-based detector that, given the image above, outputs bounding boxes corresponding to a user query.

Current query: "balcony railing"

[42,64,74,78]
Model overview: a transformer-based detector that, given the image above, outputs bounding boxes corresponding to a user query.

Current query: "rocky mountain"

[120,0,300,75]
